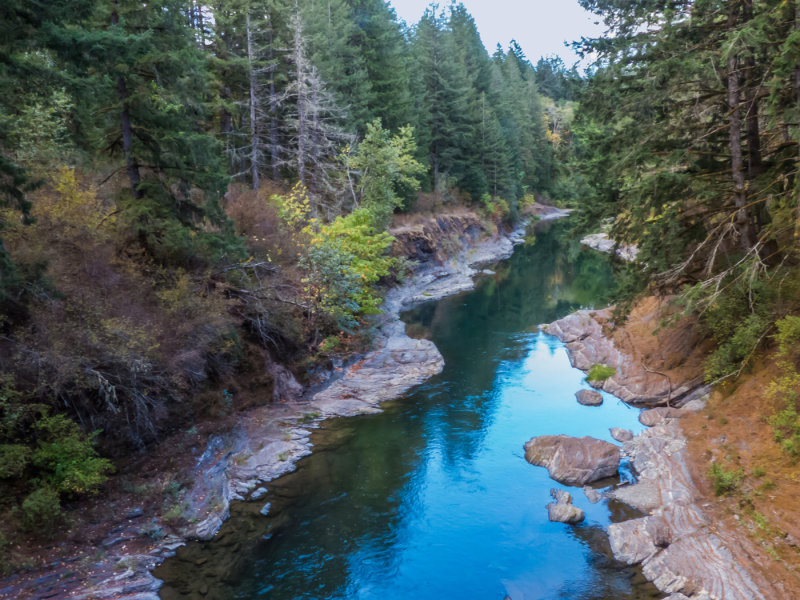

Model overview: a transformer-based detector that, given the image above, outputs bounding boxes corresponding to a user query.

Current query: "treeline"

[0,0,572,542]
[1,0,570,250]
[569,1,800,454]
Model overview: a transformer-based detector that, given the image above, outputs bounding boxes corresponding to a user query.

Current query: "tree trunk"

[268,18,280,181]
[795,3,800,239]
[112,2,142,200]
[727,55,754,251]
[247,13,260,191]
[294,17,307,189]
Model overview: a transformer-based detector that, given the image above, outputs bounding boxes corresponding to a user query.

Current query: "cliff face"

[390,212,485,264]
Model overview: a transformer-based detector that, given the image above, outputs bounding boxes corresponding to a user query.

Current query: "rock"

[576,389,603,406]
[546,488,585,524]
[543,309,706,406]
[250,487,268,501]
[583,485,604,504]
[679,398,706,412]
[125,508,144,519]
[524,435,620,485]
[609,480,661,513]
[610,427,634,443]
[639,407,684,427]
[310,333,444,418]
[259,502,271,517]
[580,232,639,262]
[269,362,303,403]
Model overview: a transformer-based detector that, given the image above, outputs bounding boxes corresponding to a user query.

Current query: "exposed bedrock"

[543,308,710,406]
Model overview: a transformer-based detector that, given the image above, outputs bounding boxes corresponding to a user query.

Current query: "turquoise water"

[156,221,661,600]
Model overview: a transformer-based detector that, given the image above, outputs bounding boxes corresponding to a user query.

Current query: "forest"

[4,0,800,590]
[0,0,580,557]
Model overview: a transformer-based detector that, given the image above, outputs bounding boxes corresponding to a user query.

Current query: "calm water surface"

[156,221,661,600]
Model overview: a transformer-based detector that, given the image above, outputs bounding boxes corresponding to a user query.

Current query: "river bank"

[0,204,569,600]
[543,298,797,599]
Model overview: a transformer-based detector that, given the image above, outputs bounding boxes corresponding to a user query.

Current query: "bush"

[0,444,31,479]
[32,414,114,496]
[767,316,800,457]
[709,463,743,496]
[586,364,616,382]
[21,487,61,531]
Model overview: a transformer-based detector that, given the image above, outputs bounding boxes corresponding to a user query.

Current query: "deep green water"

[156,221,661,600]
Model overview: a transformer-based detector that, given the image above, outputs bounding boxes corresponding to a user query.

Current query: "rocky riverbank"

[541,300,787,599]
[1,205,567,600]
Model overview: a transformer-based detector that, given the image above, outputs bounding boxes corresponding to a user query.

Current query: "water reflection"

[156,221,660,600]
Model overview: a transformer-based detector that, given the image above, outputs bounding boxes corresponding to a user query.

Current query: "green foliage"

[347,120,425,225]
[679,263,774,383]
[21,487,61,531]
[0,444,30,479]
[709,463,744,497]
[277,184,395,334]
[767,316,800,457]
[586,364,616,382]
[0,373,112,536]
[480,194,510,222]
[32,414,113,496]
[8,87,74,168]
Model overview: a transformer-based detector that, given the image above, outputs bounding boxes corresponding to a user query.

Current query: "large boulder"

[524,435,620,485]
[547,488,585,524]
[576,389,603,406]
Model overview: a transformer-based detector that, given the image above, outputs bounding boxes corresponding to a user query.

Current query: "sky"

[388,0,605,66]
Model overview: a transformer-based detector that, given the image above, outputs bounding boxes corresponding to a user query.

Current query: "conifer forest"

[3,1,800,598]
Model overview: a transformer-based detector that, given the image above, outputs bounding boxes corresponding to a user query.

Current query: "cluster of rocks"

[543,308,710,406]
[522,304,778,599]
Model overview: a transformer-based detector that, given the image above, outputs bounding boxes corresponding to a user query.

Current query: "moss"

[586,364,616,382]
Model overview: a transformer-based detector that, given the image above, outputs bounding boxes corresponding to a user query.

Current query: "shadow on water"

[155,220,662,600]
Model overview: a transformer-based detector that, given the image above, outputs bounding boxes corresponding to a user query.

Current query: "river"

[155,220,662,600]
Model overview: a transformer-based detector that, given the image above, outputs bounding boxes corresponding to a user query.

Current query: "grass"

[709,463,744,496]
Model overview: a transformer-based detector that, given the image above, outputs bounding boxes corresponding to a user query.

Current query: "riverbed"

[155,221,662,600]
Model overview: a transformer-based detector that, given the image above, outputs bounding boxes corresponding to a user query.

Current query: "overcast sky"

[388,0,605,66]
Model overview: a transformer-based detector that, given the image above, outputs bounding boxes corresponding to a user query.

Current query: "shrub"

[32,414,113,496]
[767,316,800,457]
[21,487,61,531]
[709,463,743,496]
[0,444,31,479]
[586,364,616,382]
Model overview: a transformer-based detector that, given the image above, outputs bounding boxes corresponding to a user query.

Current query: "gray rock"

[259,502,271,517]
[610,427,634,443]
[543,310,706,406]
[250,487,268,501]
[546,488,585,524]
[583,485,604,504]
[609,480,661,513]
[524,435,620,485]
[639,407,684,427]
[679,399,706,413]
[581,232,639,262]
[125,508,144,519]
[576,389,603,406]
